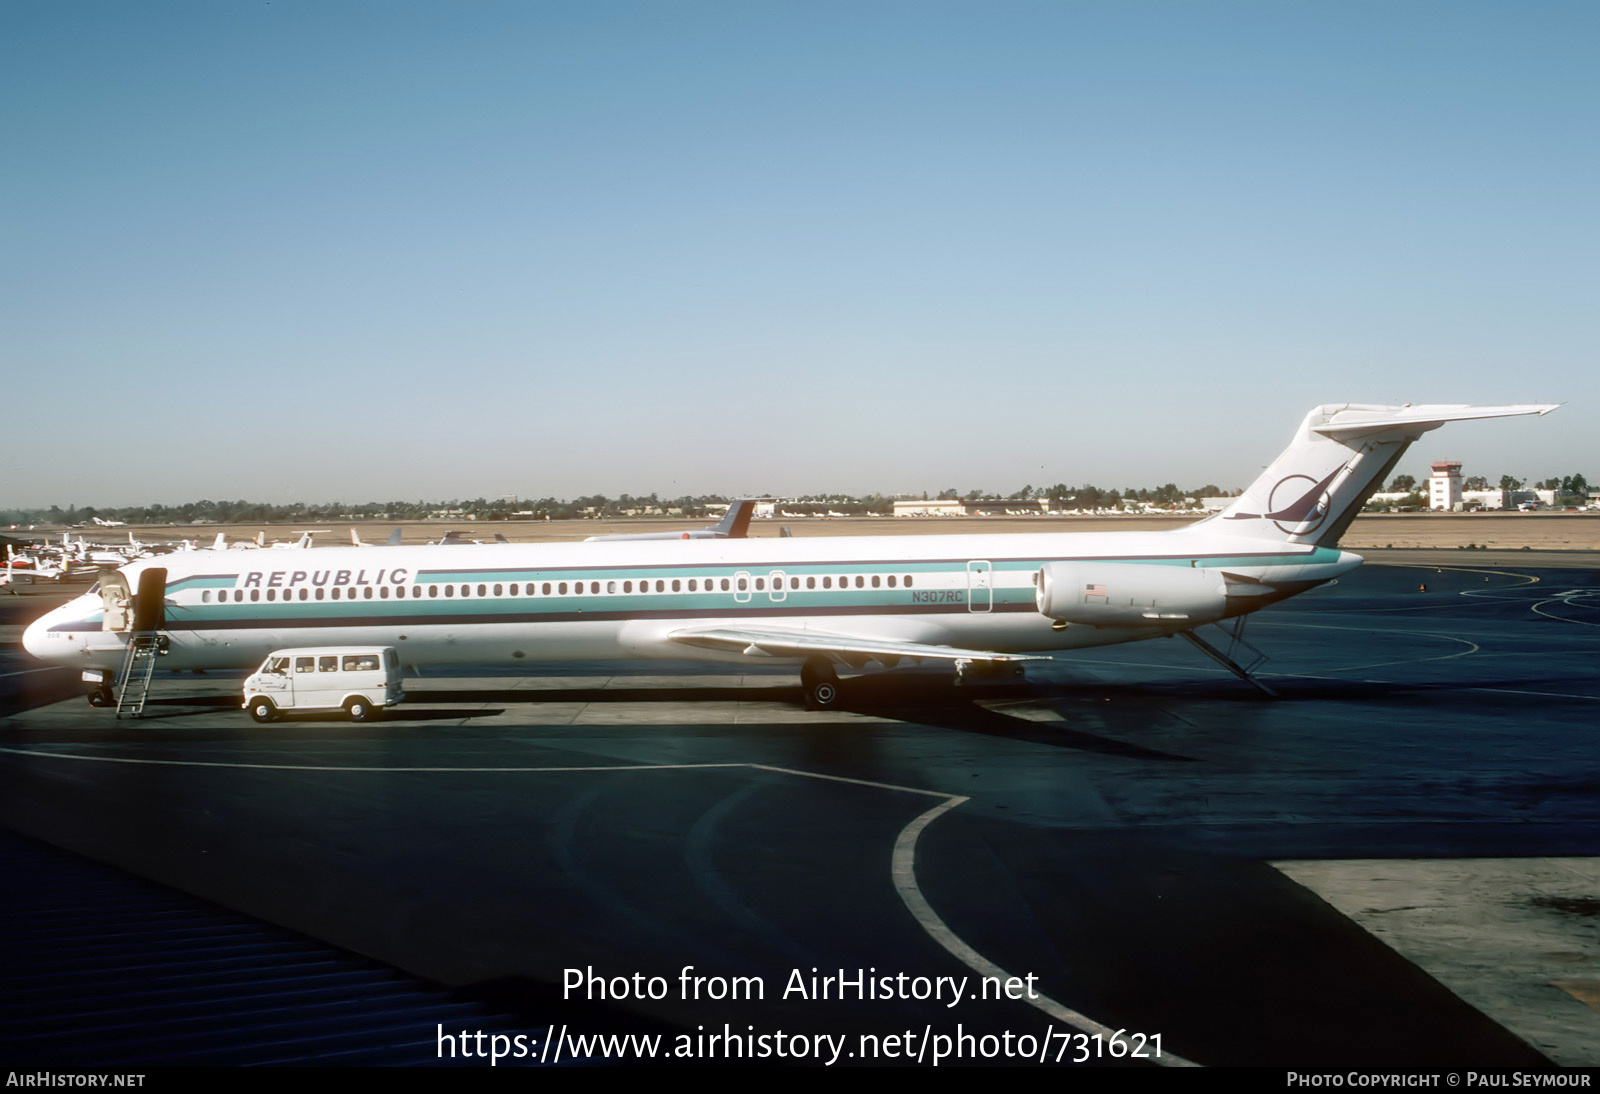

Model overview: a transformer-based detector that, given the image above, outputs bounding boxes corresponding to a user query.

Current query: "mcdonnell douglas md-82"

[22,403,1557,712]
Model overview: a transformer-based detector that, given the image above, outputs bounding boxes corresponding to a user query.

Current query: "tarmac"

[1,557,1597,1067]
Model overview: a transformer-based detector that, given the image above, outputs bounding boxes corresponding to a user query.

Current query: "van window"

[343,655,379,671]
[318,656,338,672]
[295,657,314,673]
[266,656,289,673]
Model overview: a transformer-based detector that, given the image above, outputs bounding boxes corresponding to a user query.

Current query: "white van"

[243,646,404,722]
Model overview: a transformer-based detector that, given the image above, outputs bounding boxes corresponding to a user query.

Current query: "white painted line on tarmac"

[891,795,1199,1068]
[0,748,754,775]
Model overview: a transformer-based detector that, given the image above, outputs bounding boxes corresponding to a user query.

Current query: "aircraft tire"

[801,657,839,710]
[248,697,276,723]
[805,679,839,710]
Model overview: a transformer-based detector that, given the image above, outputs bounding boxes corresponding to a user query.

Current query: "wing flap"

[667,624,1048,665]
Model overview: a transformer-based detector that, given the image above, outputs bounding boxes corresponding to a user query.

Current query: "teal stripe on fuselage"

[167,574,239,591]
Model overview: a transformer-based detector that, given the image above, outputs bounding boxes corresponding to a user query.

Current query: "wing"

[666,623,1049,669]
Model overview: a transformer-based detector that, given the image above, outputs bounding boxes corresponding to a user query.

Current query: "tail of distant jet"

[708,499,756,538]
[1191,403,1558,547]
[583,499,762,542]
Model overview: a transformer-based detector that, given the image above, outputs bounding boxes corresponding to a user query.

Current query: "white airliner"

[584,498,759,541]
[21,403,1557,709]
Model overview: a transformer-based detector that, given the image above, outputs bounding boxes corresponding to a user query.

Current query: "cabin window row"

[199,573,919,603]
[204,586,405,602]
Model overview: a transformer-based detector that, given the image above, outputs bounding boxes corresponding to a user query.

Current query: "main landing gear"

[800,657,840,710]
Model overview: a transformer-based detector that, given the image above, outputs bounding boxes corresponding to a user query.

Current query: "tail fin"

[1195,403,1557,547]
[710,499,757,538]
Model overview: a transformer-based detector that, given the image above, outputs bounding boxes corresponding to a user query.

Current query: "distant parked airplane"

[585,499,759,542]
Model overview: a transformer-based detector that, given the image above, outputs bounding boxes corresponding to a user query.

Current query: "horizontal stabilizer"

[1311,403,1559,437]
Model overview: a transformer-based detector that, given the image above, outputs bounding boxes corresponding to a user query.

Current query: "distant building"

[1429,461,1462,511]
[892,499,1049,517]
[1509,490,1558,509]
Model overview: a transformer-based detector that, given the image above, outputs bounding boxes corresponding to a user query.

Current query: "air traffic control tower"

[1429,460,1463,511]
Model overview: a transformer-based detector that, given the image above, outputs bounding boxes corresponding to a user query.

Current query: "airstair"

[114,633,165,718]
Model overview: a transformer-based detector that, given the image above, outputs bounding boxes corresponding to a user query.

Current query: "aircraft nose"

[21,614,49,660]
[21,608,68,664]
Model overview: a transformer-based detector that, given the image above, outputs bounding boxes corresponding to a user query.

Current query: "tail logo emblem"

[1227,471,1339,535]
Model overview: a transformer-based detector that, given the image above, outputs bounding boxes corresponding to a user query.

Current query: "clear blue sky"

[4,1,1594,507]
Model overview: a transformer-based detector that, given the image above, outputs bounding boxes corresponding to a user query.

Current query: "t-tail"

[1192,403,1559,547]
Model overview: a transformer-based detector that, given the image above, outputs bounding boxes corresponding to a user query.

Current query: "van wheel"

[345,697,376,722]
[248,697,276,723]
[88,687,113,707]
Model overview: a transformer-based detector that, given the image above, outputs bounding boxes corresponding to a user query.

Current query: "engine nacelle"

[1036,561,1242,626]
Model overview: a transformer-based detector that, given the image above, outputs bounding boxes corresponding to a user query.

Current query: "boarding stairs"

[114,632,165,718]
